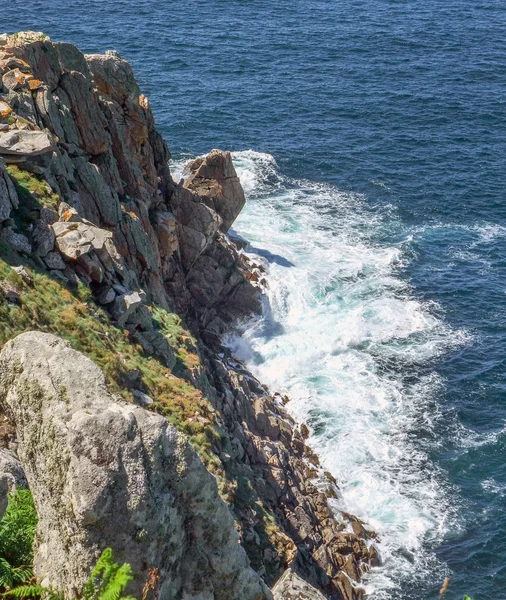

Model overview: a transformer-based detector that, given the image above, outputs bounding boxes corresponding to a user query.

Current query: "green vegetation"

[81,548,134,600]
[0,256,222,473]
[150,307,200,372]
[5,166,59,232]
[3,548,135,600]
[0,490,38,591]
[0,245,288,574]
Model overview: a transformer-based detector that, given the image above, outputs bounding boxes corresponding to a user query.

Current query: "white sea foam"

[222,150,466,597]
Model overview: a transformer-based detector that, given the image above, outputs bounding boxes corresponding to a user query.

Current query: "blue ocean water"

[2,1,506,598]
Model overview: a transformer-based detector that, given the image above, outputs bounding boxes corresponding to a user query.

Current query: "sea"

[2,1,506,598]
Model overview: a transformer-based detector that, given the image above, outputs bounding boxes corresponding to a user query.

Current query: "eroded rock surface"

[0,160,18,222]
[0,130,53,157]
[0,331,270,600]
[183,149,246,232]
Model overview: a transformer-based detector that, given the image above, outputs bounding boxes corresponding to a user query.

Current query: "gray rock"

[272,569,328,600]
[97,286,116,305]
[155,210,178,257]
[52,221,112,259]
[75,252,103,283]
[0,449,27,519]
[0,160,19,222]
[140,330,177,370]
[112,283,129,295]
[111,290,142,325]
[0,332,271,600]
[49,270,68,283]
[39,206,58,225]
[0,130,53,157]
[170,186,221,270]
[44,251,66,270]
[0,280,21,303]
[32,219,56,257]
[125,304,153,330]
[131,389,153,406]
[4,230,32,254]
[183,150,246,232]
[11,265,33,285]
[0,475,8,519]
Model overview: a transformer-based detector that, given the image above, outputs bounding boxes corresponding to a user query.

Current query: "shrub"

[0,490,38,590]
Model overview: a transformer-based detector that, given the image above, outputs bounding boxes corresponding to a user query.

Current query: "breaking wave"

[222,150,468,598]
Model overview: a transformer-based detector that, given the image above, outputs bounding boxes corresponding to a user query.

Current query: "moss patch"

[150,306,201,373]
[0,255,222,470]
[6,166,59,232]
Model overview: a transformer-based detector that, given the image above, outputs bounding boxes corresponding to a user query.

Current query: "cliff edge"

[0,32,377,600]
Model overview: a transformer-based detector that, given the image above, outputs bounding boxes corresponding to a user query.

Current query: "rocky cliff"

[0,32,377,600]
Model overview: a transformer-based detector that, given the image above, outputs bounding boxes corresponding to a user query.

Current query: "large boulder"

[0,130,53,157]
[0,332,271,600]
[52,220,112,260]
[183,149,245,232]
[170,186,221,270]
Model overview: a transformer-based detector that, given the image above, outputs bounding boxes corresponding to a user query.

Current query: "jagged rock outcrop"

[0,31,262,329]
[183,149,246,232]
[0,331,270,600]
[0,32,377,600]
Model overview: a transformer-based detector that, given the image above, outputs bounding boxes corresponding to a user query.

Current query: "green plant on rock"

[0,561,32,593]
[5,166,59,232]
[2,548,134,600]
[0,490,37,591]
[150,307,200,372]
[81,548,135,600]
[0,256,223,475]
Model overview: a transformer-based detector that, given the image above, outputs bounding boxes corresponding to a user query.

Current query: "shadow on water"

[247,245,295,268]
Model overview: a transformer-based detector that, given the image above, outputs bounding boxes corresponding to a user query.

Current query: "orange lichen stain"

[139,93,149,110]
[27,79,43,90]
[0,100,12,119]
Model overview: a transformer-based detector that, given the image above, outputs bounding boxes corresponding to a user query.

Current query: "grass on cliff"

[0,254,223,474]
[5,166,59,232]
[0,489,37,591]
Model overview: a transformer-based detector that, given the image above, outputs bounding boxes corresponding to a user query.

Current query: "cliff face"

[0,32,377,600]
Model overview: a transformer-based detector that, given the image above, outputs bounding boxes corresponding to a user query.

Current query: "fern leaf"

[1,584,44,598]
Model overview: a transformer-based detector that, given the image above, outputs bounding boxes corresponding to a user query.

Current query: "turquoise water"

[3,2,506,598]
